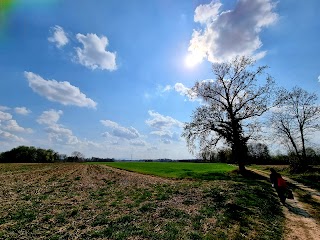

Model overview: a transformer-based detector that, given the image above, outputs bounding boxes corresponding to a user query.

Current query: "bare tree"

[183,56,274,172]
[247,142,270,164]
[71,151,85,162]
[270,87,320,172]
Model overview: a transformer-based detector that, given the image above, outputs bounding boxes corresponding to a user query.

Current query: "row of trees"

[200,143,320,166]
[183,56,320,173]
[0,146,60,163]
[0,146,115,163]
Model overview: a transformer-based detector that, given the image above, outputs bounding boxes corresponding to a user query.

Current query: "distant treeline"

[0,146,59,163]
[1,145,319,165]
[199,143,320,165]
[0,146,114,163]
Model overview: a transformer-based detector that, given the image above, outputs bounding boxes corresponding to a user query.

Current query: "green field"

[89,162,237,179]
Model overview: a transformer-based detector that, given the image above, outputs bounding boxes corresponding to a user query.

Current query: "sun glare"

[184,53,202,68]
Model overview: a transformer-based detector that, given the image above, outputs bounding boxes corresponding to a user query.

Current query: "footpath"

[248,168,320,240]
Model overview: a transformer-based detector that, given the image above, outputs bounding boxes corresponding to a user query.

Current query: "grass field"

[0,163,284,239]
[89,162,236,179]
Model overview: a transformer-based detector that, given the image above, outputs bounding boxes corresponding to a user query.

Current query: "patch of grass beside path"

[88,162,237,179]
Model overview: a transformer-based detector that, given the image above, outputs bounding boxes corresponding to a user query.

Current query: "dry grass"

[0,163,284,239]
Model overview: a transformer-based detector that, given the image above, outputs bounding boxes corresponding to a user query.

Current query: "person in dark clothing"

[270,168,286,204]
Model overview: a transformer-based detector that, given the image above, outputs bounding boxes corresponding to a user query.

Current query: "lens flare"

[0,0,60,40]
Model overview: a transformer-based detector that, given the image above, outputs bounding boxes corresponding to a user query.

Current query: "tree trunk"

[238,162,246,173]
[299,125,307,166]
[232,141,247,174]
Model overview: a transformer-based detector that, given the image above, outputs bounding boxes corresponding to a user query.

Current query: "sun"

[184,53,202,68]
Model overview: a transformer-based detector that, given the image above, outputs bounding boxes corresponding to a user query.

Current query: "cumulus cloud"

[0,111,12,121]
[146,111,184,144]
[0,110,30,141]
[48,25,69,48]
[174,83,198,101]
[146,110,184,130]
[14,107,31,115]
[0,130,24,142]
[101,120,141,140]
[45,125,78,144]
[37,109,79,145]
[3,120,33,133]
[37,109,63,125]
[75,33,117,71]
[194,1,222,24]
[0,106,10,111]
[24,72,97,109]
[188,0,278,63]
[151,130,181,143]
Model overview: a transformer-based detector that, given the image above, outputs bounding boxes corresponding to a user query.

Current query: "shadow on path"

[285,202,311,218]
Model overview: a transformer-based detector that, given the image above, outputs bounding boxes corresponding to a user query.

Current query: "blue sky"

[0,0,319,159]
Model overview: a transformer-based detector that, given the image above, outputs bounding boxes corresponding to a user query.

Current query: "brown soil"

[0,163,286,239]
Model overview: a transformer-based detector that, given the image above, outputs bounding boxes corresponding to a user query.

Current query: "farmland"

[89,162,236,179]
[0,163,284,239]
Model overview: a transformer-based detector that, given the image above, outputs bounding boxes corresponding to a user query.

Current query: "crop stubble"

[0,163,283,239]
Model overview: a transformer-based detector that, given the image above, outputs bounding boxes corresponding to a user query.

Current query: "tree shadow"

[178,169,268,182]
[284,202,311,218]
[178,171,233,181]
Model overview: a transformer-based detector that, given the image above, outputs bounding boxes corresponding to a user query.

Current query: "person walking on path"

[270,168,287,204]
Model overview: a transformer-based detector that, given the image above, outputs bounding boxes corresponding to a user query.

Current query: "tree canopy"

[270,87,320,172]
[0,146,59,163]
[183,56,275,172]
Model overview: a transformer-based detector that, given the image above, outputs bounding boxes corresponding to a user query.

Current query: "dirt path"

[249,168,320,240]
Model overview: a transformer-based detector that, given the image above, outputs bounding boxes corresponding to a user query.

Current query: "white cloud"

[45,125,79,144]
[0,130,24,142]
[151,130,181,142]
[75,33,117,71]
[100,119,119,128]
[146,111,184,144]
[24,72,97,109]
[194,1,222,24]
[37,109,79,145]
[0,106,10,111]
[130,140,147,146]
[0,110,32,138]
[174,83,198,101]
[146,110,184,130]
[0,111,12,121]
[113,126,140,140]
[48,25,69,48]
[188,0,278,63]
[101,120,141,140]
[37,109,63,125]
[318,75,320,82]
[160,85,172,92]
[3,120,33,133]
[14,107,31,115]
